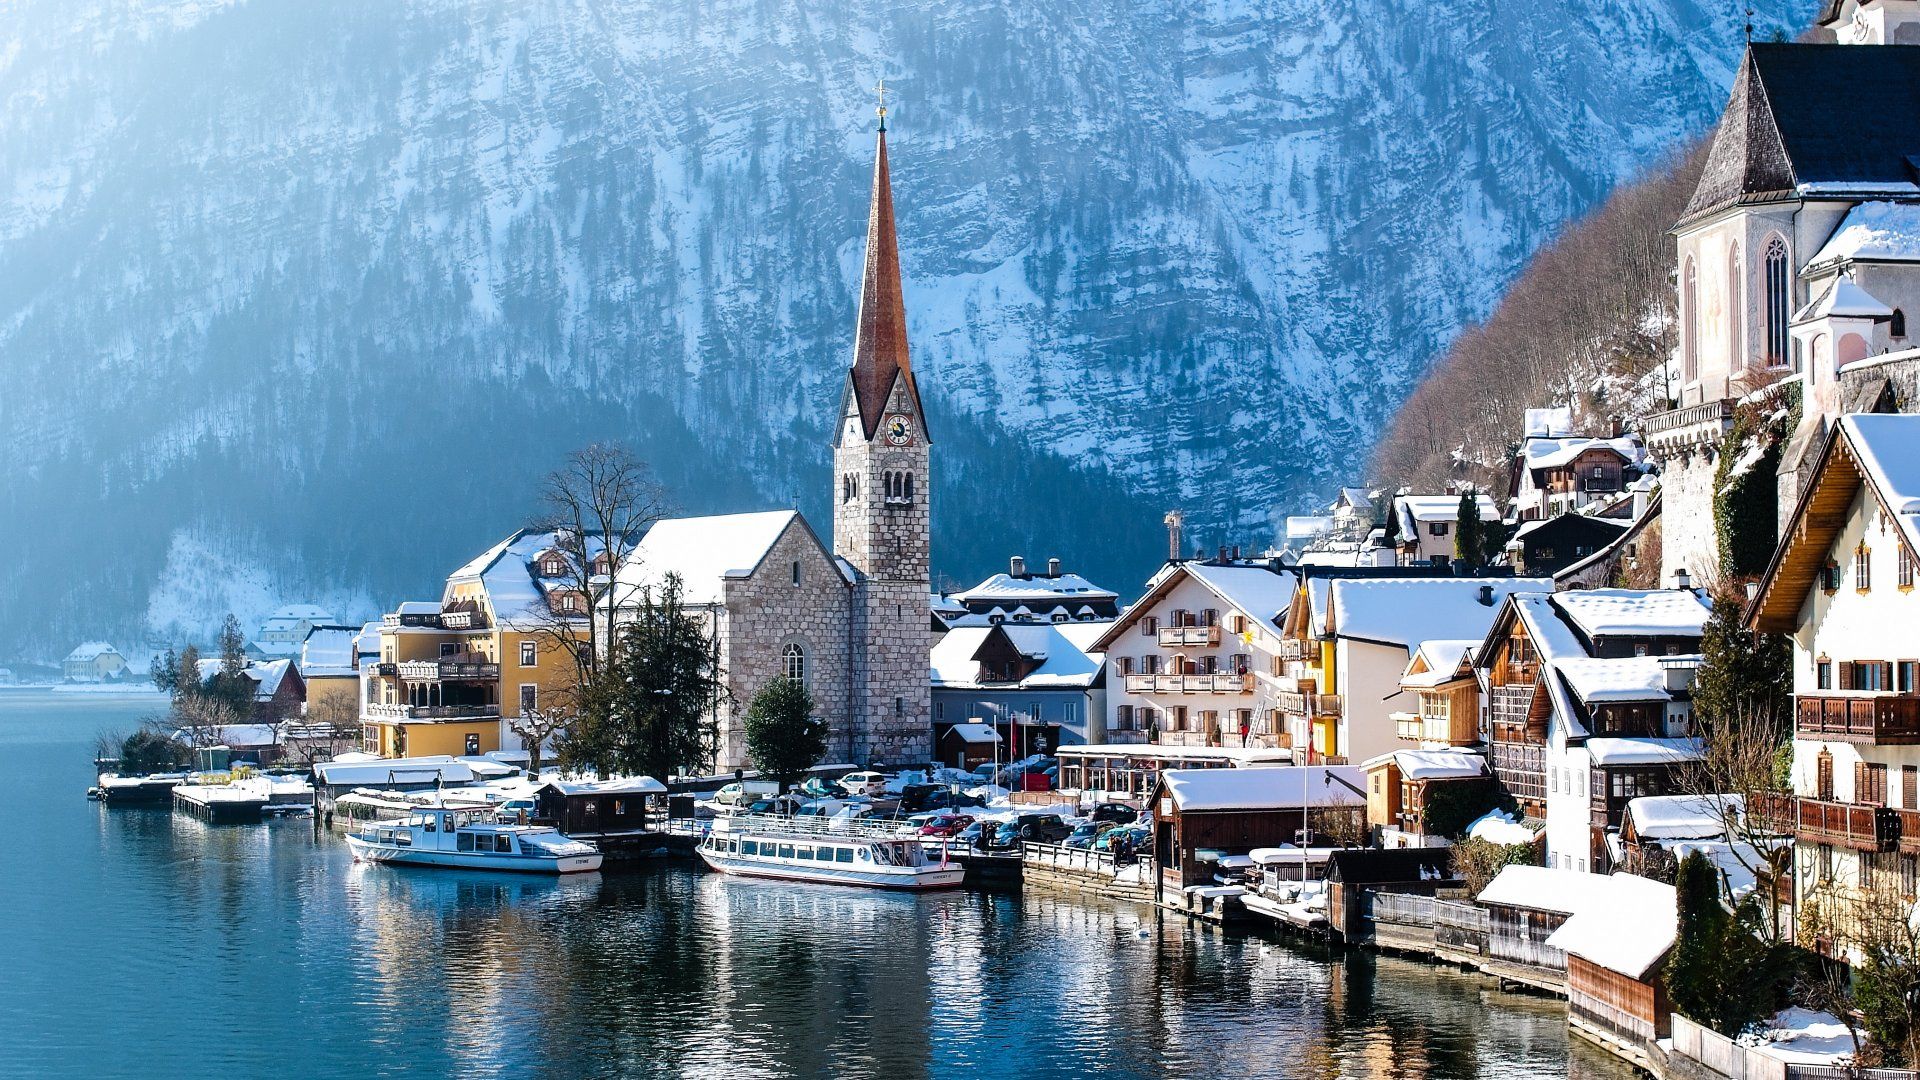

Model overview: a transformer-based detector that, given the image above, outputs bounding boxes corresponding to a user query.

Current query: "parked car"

[993,813,1073,847]
[919,813,975,838]
[956,821,990,849]
[497,798,536,824]
[1087,803,1141,826]
[799,777,838,798]
[715,780,780,807]
[1062,821,1119,849]
[745,794,805,815]
[838,771,889,797]
[1093,824,1149,853]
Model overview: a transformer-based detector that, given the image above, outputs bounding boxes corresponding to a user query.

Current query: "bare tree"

[1672,702,1795,942]
[286,695,363,767]
[521,444,672,760]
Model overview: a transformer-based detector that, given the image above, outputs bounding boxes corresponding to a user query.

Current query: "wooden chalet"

[1150,766,1365,893]
[534,777,668,851]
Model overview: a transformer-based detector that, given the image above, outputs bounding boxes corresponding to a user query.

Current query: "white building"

[1391,493,1499,566]
[62,641,128,682]
[1089,559,1298,749]
[1750,414,1920,953]
[256,605,339,658]
[940,556,1120,627]
[930,621,1106,760]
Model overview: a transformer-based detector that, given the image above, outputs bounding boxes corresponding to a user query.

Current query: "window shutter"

[1886,662,1898,690]
[1841,662,1855,690]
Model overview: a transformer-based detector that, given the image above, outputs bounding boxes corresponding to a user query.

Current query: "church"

[611,101,934,771]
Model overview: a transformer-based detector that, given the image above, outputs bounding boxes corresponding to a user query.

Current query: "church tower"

[833,94,932,766]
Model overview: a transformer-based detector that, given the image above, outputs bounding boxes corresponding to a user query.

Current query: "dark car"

[991,813,1072,847]
[1087,803,1140,826]
[1062,821,1118,849]
[899,784,986,815]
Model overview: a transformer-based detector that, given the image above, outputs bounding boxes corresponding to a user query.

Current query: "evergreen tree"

[174,644,204,699]
[562,574,722,782]
[1668,851,1731,1026]
[1454,491,1484,569]
[744,677,826,792]
[1666,850,1802,1035]
[150,648,179,695]
[217,613,247,675]
[1693,589,1793,735]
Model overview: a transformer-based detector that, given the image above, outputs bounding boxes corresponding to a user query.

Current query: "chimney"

[1231,545,1242,561]
[1164,510,1184,562]
[1477,584,1494,607]
[1047,558,1062,578]
[1673,567,1691,591]
[1218,545,1229,563]
[1010,556,1026,578]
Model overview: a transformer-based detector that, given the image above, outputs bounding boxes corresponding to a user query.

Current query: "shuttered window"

[1860,762,1889,807]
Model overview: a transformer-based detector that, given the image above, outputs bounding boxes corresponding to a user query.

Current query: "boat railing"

[720,813,922,840]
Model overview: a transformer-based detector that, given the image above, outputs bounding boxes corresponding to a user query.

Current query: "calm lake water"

[0,689,1634,1079]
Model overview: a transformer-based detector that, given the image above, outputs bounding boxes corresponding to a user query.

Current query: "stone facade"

[711,518,853,769]
[834,372,934,767]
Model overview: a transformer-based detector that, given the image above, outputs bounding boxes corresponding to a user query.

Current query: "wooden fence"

[1433,898,1489,954]
[1664,1014,1920,1080]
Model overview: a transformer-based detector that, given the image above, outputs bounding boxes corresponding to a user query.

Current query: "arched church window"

[1727,242,1743,367]
[1683,257,1699,382]
[1896,309,1908,339]
[1764,236,1790,366]
[903,472,914,501]
[782,642,806,682]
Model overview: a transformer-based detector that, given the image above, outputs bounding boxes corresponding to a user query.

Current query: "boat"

[345,807,603,874]
[92,772,185,804]
[696,814,966,890]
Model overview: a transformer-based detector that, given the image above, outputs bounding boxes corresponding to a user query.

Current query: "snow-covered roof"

[300,626,359,678]
[538,777,666,796]
[1808,200,1920,268]
[394,601,440,616]
[1468,809,1541,847]
[447,528,613,626]
[1361,748,1487,781]
[1793,273,1894,323]
[952,570,1118,605]
[1841,413,1920,558]
[617,511,823,607]
[1586,737,1705,767]
[355,621,383,656]
[171,723,280,749]
[1331,487,1373,512]
[946,722,1001,744]
[270,604,335,620]
[64,641,121,662]
[930,622,1104,690]
[1160,766,1366,812]
[1523,407,1575,439]
[1509,592,1589,662]
[1186,563,1297,629]
[1627,794,1738,841]
[193,657,295,701]
[1544,872,1677,980]
[1477,864,1596,915]
[1522,436,1640,472]
[312,756,476,786]
[1394,493,1499,530]
[1554,655,1698,704]
[1550,588,1710,640]
[1329,577,1551,647]
[1400,639,1478,688]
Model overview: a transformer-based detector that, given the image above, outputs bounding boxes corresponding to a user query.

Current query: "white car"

[838,771,888,797]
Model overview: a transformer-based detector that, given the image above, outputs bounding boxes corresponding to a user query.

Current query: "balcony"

[439,609,489,630]
[1393,711,1422,741]
[1158,625,1221,648]
[1640,398,1734,448]
[1796,693,1920,744]
[396,658,501,681]
[1794,796,1897,852]
[1278,691,1342,717]
[365,703,502,721]
[1580,476,1621,494]
[1122,672,1254,695]
[371,662,398,677]
[1277,639,1308,662]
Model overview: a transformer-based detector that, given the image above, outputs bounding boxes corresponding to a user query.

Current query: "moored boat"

[346,807,602,874]
[697,814,965,890]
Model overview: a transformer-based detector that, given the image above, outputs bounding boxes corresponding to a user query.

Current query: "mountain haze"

[0,0,1814,656]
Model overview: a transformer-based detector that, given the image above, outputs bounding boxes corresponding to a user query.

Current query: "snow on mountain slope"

[0,0,1813,653]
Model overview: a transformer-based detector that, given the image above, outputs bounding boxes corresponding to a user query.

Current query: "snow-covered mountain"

[0,0,1813,656]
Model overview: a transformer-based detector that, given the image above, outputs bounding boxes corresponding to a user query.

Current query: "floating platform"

[173,783,269,823]
[94,774,184,805]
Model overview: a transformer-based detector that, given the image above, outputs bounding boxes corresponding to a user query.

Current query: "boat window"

[779,844,794,859]
[457,832,475,852]
[422,817,436,832]
[495,835,514,853]
[742,840,757,855]
[835,847,853,863]
[856,849,870,862]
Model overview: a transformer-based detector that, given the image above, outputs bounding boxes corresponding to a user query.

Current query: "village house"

[363,528,602,760]
[255,604,340,658]
[1548,872,1679,1057]
[1089,557,1297,751]
[1285,574,1548,768]
[1361,638,1496,847]
[193,655,306,725]
[1149,765,1366,895]
[1654,1,1920,584]
[1390,493,1498,566]
[297,624,362,718]
[1507,408,1643,524]
[1328,487,1377,540]
[1476,588,1711,872]
[1748,413,1920,954]
[929,620,1106,762]
[938,556,1120,627]
[62,641,128,682]
[1508,513,1630,578]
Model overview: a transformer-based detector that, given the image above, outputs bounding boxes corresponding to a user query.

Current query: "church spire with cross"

[843,77,924,443]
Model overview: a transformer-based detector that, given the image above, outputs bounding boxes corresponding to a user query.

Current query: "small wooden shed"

[1151,766,1366,894]
[1546,872,1677,1046]
[534,777,667,839]
[1475,864,1588,970]
[1324,848,1458,945]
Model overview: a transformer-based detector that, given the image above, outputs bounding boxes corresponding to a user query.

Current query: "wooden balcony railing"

[1393,712,1422,741]
[1158,626,1221,648]
[1797,693,1920,744]
[396,658,501,681]
[1794,796,1897,852]
[1278,691,1342,717]
[1277,639,1308,662]
[1896,808,1920,856]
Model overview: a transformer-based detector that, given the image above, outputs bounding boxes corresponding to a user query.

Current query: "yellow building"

[298,624,364,720]
[363,530,597,760]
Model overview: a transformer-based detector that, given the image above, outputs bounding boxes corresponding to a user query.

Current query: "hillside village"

[67,2,1920,1075]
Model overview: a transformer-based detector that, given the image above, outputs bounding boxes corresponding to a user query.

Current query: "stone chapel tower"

[832,102,932,766]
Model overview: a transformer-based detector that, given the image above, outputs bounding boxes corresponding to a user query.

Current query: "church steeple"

[847,99,918,441]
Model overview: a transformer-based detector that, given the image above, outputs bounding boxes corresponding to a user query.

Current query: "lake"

[0,689,1634,1079]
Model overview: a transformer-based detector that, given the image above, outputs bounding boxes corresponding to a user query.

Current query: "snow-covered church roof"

[620,510,839,606]
[1808,200,1920,269]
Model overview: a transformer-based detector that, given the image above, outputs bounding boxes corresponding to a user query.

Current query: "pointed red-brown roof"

[849,125,914,437]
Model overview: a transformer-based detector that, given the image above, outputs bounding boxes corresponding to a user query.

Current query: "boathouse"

[1475,864,1590,972]
[1547,872,1677,1051]
[1324,847,1457,945]
[1151,766,1365,892]
[533,777,667,840]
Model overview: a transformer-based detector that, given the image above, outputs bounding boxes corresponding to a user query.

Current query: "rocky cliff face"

[0,0,1812,654]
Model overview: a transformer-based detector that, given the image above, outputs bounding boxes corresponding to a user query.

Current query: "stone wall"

[1657,447,1719,585]
[712,519,853,770]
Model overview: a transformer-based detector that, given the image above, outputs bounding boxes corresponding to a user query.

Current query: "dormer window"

[540,557,566,578]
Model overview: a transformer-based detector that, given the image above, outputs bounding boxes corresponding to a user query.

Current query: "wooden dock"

[172,783,268,824]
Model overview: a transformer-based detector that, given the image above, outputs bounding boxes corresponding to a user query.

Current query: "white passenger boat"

[697,814,965,890]
[346,807,603,874]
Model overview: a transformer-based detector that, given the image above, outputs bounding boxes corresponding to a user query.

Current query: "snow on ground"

[1742,1008,1858,1064]
[1468,809,1539,847]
